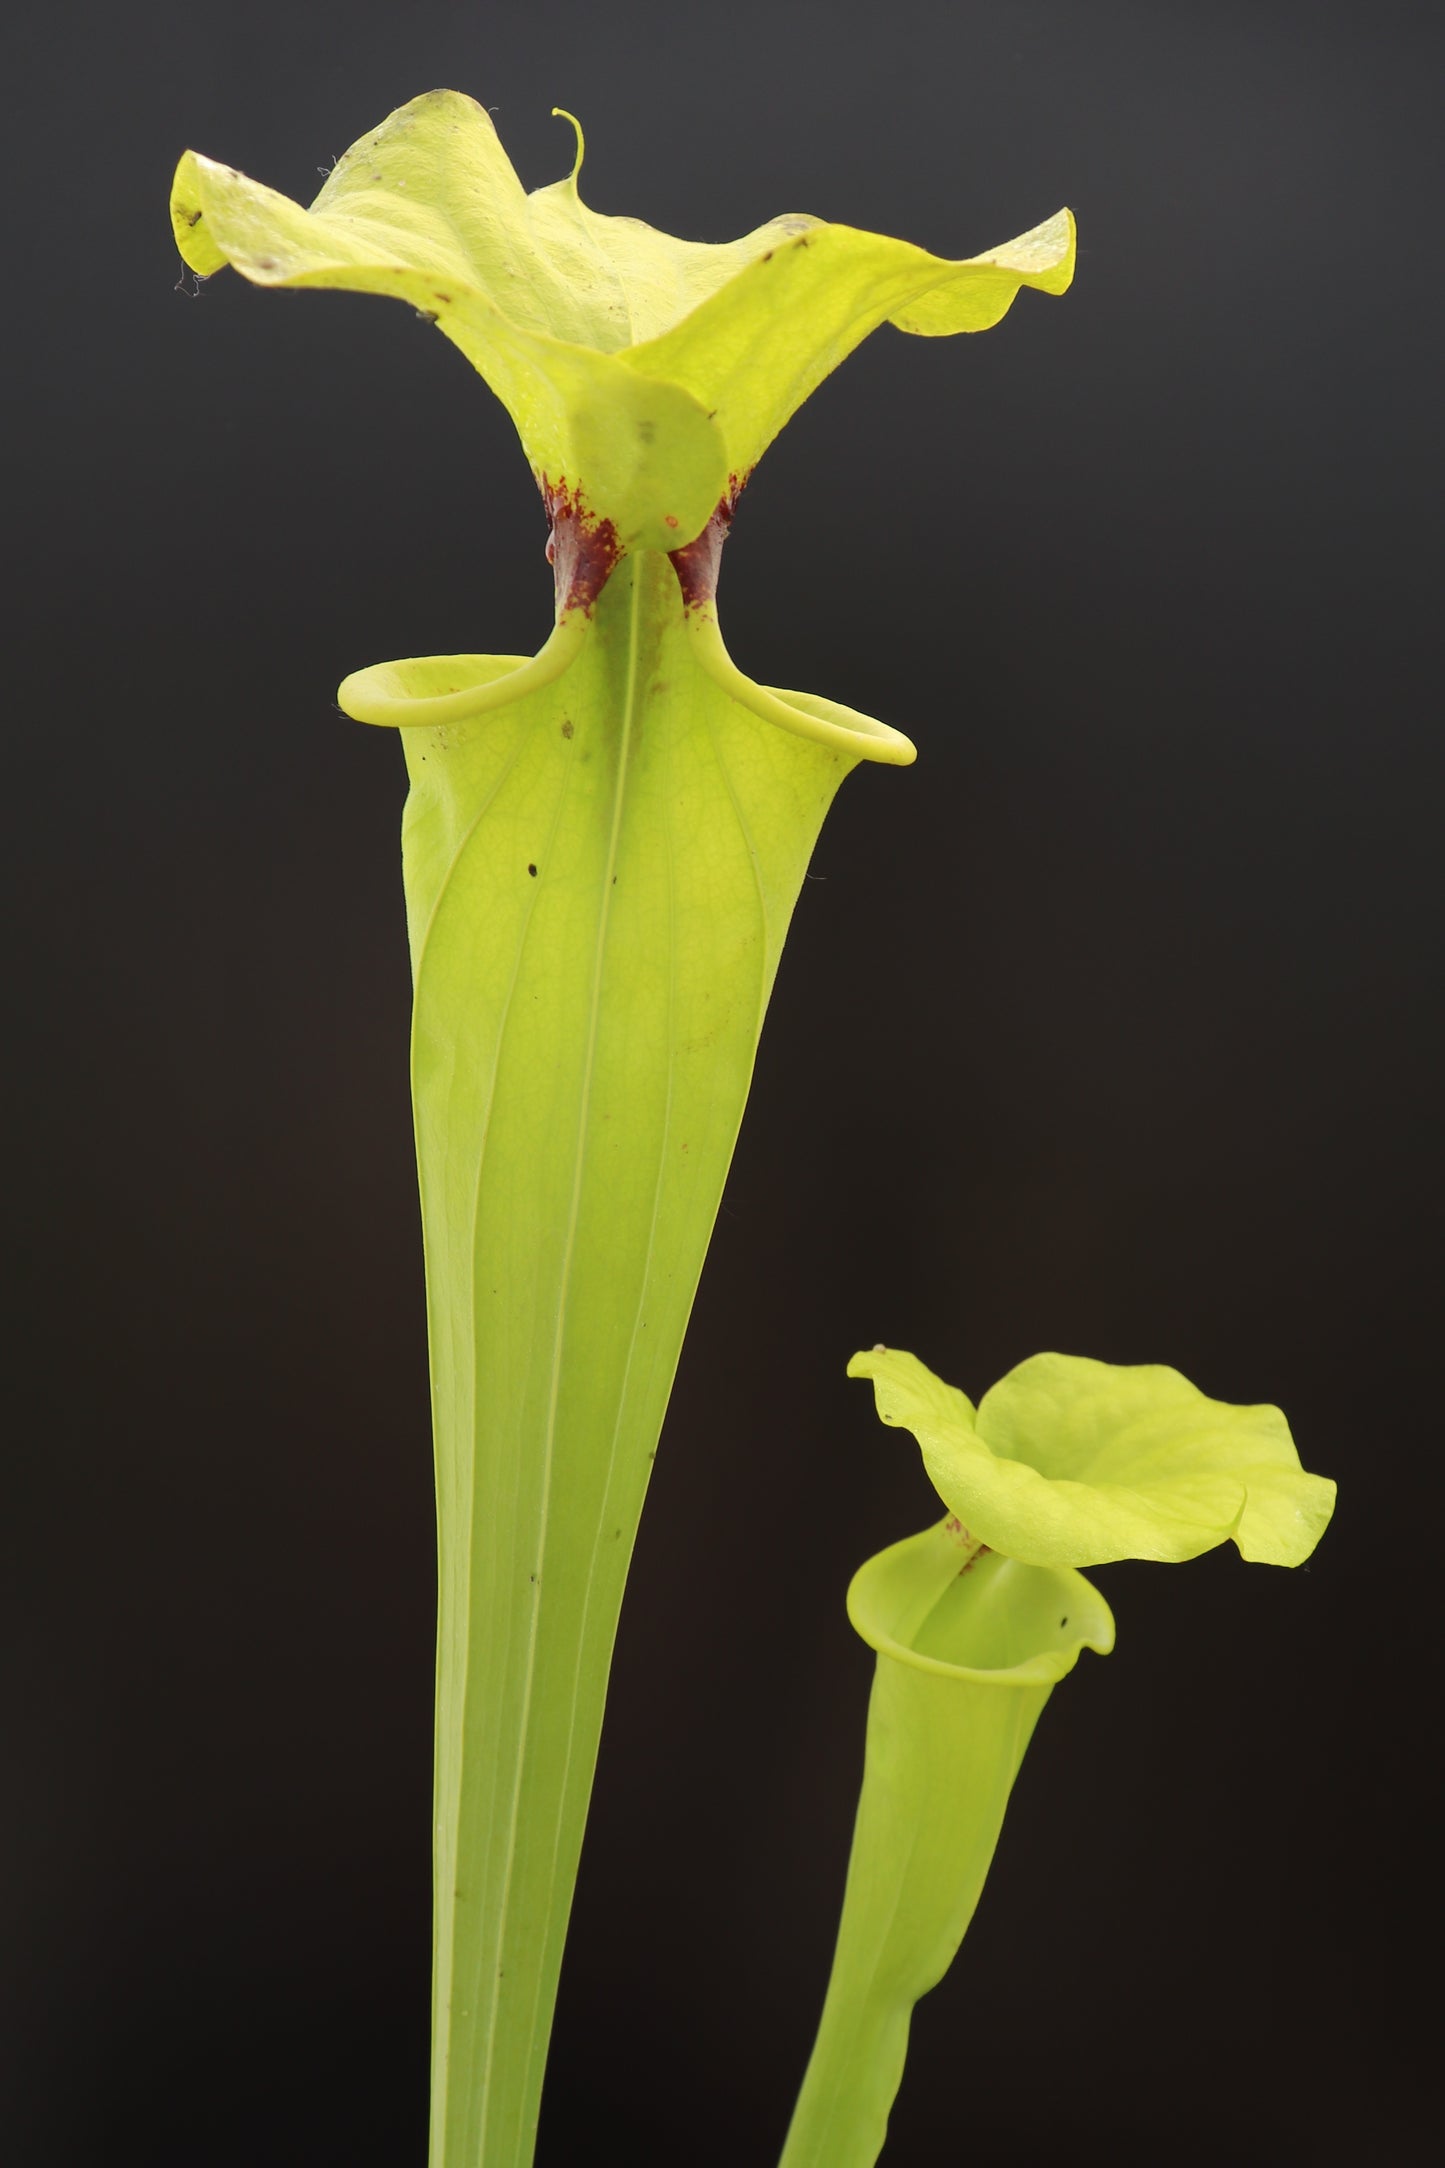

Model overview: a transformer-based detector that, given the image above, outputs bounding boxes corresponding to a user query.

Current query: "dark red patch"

[540,477,623,615]
[668,471,751,610]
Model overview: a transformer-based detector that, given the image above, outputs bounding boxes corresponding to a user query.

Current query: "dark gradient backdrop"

[5,3,1441,2163]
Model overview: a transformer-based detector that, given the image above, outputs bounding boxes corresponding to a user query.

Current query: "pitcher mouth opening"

[848,1525,1115,1685]
[682,607,917,766]
[337,615,587,730]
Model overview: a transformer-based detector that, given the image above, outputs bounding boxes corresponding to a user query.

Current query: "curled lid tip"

[551,108,585,187]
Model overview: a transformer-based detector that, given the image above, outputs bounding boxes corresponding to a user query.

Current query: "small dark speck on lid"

[185,208,202,227]
[561,719,574,738]
[527,863,538,876]
[1060,1617,1068,1628]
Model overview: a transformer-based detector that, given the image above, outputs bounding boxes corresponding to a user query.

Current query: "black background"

[5,3,1441,2162]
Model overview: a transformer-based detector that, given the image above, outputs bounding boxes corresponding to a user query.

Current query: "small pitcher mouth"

[848,1522,1115,1686]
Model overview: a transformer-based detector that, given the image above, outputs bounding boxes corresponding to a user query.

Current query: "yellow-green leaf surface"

[170,92,1076,2168]
[781,1525,1113,2168]
[849,1348,1337,1567]
[171,89,1073,551]
[401,557,889,2165]
[791,1351,1333,2163]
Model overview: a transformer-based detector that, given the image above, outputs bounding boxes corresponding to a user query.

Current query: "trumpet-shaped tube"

[383,551,902,2164]
[781,1526,1114,2168]
[167,92,1077,2165]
